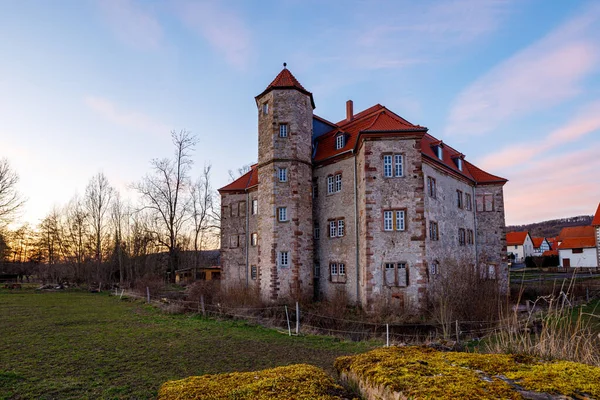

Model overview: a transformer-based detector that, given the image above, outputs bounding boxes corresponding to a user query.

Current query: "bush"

[525,256,537,269]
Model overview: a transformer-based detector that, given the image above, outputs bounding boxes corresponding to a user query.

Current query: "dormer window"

[335,134,345,150]
[436,145,443,160]
[452,156,464,171]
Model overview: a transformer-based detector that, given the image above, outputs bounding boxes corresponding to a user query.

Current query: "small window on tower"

[262,102,269,115]
[279,124,288,138]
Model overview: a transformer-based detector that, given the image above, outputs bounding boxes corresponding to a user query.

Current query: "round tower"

[255,65,314,301]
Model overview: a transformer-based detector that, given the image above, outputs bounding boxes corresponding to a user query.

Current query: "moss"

[335,346,600,399]
[158,364,346,400]
[505,361,600,397]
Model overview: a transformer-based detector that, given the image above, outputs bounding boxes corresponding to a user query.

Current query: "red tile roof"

[218,164,258,193]
[506,231,529,246]
[592,203,600,226]
[558,237,596,250]
[542,250,558,257]
[532,237,546,248]
[256,67,315,109]
[314,105,426,162]
[558,226,595,241]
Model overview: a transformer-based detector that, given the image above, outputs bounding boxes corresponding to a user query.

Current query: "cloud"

[503,146,600,224]
[84,96,170,136]
[174,1,253,70]
[97,0,163,51]
[478,101,600,172]
[445,5,600,137]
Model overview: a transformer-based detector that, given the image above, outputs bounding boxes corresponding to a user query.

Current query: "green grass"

[0,289,375,399]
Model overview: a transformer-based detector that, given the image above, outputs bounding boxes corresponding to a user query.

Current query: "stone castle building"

[218,67,508,310]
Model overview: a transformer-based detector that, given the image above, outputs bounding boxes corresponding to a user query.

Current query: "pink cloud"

[477,101,600,172]
[445,4,600,137]
[97,0,163,51]
[503,146,600,224]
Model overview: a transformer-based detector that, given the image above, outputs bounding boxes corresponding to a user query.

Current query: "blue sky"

[1,0,599,226]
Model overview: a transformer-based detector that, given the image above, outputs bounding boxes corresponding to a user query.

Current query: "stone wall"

[313,156,358,303]
[475,184,508,293]
[422,162,477,268]
[256,89,314,301]
[220,191,248,289]
[357,135,427,312]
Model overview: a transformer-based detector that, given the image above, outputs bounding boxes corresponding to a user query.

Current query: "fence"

[111,286,576,346]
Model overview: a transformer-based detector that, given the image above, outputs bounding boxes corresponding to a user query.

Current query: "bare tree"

[110,192,127,285]
[64,195,88,282]
[0,158,25,227]
[228,162,254,182]
[190,164,215,267]
[133,130,197,281]
[85,172,114,280]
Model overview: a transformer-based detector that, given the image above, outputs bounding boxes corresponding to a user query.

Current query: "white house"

[532,237,551,256]
[558,237,598,268]
[506,231,534,263]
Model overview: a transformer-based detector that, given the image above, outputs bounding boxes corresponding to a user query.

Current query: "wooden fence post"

[295,302,300,335]
[146,287,150,304]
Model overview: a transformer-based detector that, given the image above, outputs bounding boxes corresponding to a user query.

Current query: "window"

[427,177,436,198]
[329,221,337,237]
[383,210,406,231]
[230,235,239,248]
[278,207,288,222]
[383,154,404,178]
[252,199,258,215]
[458,228,466,246]
[251,265,257,280]
[383,155,393,177]
[429,221,439,241]
[384,262,408,287]
[222,205,228,218]
[457,190,463,209]
[337,220,345,237]
[329,218,345,238]
[279,124,288,138]
[278,168,288,182]
[327,174,342,194]
[262,102,268,115]
[467,229,474,245]
[314,223,320,239]
[279,251,289,267]
[335,134,345,149]
[435,145,443,160]
[476,193,494,212]
[456,157,463,171]
[572,248,584,254]
[314,263,320,278]
[394,154,403,177]
[239,201,246,217]
[430,261,439,276]
[465,193,472,211]
[231,203,237,217]
[312,180,318,198]
[251,232,258,247]
[330,262,346,283]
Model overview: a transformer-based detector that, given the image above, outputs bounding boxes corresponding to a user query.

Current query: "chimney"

[346,100,353,121]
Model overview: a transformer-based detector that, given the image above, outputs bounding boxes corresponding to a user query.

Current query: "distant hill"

[507,215,593,238]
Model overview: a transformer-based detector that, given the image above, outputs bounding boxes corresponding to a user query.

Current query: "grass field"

[0,288,375,399]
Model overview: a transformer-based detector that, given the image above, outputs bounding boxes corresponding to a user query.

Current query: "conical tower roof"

[256,64,315,109]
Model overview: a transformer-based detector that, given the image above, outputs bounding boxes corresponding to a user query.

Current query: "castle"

[218,66,508,310]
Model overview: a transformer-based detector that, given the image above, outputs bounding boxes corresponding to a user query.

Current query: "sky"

[1,0,599,227]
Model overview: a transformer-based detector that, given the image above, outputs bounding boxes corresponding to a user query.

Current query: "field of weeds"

[0,288,374,399]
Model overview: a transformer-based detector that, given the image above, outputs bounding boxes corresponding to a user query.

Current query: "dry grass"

[487,279,600,366]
